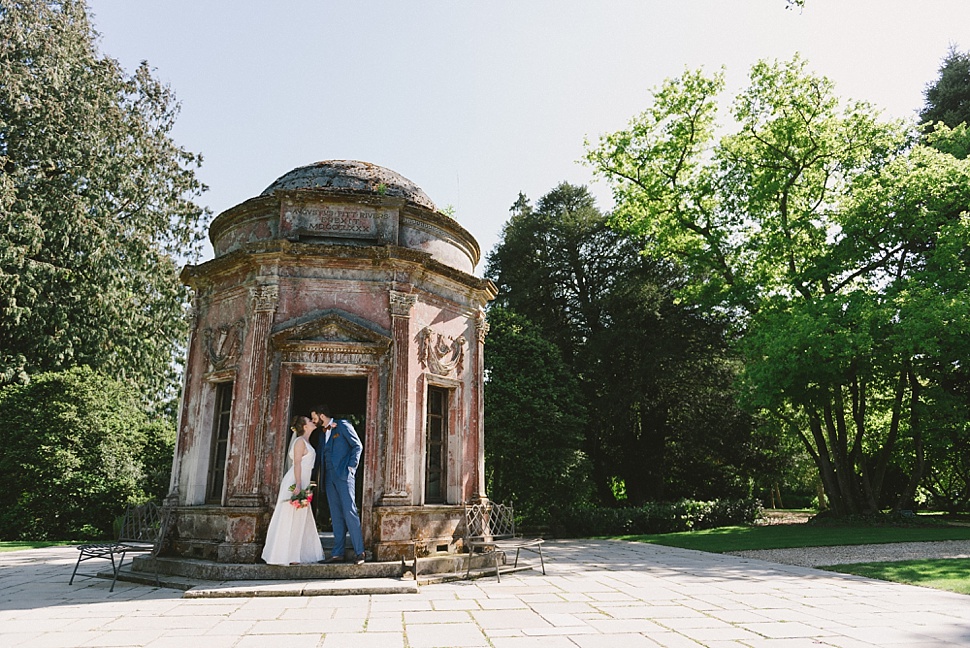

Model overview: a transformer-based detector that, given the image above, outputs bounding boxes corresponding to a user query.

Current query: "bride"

[261,415,324,565]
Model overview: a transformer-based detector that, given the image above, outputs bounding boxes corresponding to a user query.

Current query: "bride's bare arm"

[293,437,307,487]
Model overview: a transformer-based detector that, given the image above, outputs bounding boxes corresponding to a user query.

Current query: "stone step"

[102,567,418,597]
[184,577,418,598]
[133,554,404,582]
[103,551,537,596]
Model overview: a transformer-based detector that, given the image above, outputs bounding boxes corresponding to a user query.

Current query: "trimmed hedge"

[548,498,764,537]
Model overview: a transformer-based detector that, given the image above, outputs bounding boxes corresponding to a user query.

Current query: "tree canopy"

[486,183,773,505]
[0,0,208,404]
[586,55,970,515]
[483,306,590,524]
[0,366,174,539]
[921,46,970,132]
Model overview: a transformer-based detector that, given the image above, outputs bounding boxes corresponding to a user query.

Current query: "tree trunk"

[823,397,860,515]
[805,407,848,515]
[896,368,926,511]
[869,368,907,506]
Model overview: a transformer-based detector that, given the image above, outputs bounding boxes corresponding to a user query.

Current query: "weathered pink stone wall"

[168,162,495,563]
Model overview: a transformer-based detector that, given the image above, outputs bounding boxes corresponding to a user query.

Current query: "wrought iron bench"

[463,500,545,581]
[69,501,171,592]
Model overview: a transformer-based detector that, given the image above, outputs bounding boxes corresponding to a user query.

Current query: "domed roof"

[260,160,436,211]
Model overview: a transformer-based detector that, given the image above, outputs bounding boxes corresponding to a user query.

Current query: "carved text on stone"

[284,206,392,238]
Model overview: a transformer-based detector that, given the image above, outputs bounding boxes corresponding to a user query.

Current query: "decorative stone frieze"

[419,327,466,377]
[203,320,245,371]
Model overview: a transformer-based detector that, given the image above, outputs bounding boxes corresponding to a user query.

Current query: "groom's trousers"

[324,461,364,558]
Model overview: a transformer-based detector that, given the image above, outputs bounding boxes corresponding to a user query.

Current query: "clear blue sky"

[86,0,970,272]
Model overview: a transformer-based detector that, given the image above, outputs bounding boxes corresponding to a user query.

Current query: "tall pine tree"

[0,0,208,404]
[921,46,970,131]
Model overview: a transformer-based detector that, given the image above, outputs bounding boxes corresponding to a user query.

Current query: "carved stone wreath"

[203,320,245,371]
[419,327,465,377]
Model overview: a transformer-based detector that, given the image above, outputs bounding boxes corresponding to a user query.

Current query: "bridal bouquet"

[288,483,314,509]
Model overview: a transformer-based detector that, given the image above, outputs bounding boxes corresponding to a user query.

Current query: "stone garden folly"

[168,161,496,563]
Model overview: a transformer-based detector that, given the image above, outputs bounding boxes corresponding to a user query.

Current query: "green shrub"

[140,421,176,502]
[0,367,172,540]
[547,498,764,537]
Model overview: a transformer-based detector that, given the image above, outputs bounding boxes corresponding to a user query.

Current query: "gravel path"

[728,539,970,567]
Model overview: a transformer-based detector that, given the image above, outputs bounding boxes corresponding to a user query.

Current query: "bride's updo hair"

[290,414,311,435]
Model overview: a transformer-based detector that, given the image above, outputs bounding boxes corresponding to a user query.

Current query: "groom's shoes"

[320,555,344,564]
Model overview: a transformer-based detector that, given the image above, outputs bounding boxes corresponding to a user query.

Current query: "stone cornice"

[180,240,497,300]
[207,190,481,268]
[207,195,278,248]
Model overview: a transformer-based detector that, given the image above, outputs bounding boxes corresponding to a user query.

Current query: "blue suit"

[320,418,364,558]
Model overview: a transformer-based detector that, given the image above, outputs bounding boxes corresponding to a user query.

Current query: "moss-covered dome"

[260,160,435,212]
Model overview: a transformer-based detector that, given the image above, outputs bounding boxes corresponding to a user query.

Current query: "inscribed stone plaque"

[280,201,398,243]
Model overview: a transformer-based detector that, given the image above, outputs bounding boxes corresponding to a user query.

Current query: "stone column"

[226,284,278,507]
[168,294,201,507]
[472,308,489,502]
[382,289,417,504]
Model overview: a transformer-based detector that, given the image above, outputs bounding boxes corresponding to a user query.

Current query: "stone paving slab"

[3,540,970,646]
[184,577,418,598]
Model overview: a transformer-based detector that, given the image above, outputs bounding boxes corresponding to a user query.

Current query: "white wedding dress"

[261,437,324,565]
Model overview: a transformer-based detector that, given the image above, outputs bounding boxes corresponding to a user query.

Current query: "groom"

[311,403,365,565]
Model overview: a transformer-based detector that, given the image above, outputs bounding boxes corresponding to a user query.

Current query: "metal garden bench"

[463,500,545,581]
[69,501,171,592]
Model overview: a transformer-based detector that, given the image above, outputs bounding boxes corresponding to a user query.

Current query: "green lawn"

[615,520,970,596]
[822,559,970,595]
[0,540,79,553]
[617,523,970,553]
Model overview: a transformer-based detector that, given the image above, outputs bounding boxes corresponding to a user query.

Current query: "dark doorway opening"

[289,375,367,531]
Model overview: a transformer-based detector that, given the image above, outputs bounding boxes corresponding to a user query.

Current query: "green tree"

[0,366,172,539]
[483,306,590,525]
[587,55,970,516]
[918,48,970,511]
[921,46,970,132]
[0,0,208,403]
[486,183,770,505]
[587,266,769,503]
[486,184,624,363]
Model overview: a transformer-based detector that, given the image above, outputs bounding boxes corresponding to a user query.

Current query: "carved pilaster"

[473,309,488,500]
[383,290,416,503]
[171,292,203,504]
[226,284,278,507]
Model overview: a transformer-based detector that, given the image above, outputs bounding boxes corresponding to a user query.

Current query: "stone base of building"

[372,504,465,562]
[166,504,470,564]
[167,505,269,564]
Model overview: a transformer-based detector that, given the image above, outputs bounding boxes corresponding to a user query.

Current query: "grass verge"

[822,558,970,595]
[616,523,970,553]
[0,540,79,553]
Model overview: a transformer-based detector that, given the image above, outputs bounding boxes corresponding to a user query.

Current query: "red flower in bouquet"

[288,483,314,509]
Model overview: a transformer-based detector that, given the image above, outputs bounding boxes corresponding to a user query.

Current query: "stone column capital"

[475,309,490,343]
[252,285,279,313]
[186,297,200,329]
[389,290,417,318]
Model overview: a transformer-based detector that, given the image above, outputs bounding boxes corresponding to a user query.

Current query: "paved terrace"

[2,539,970,647]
